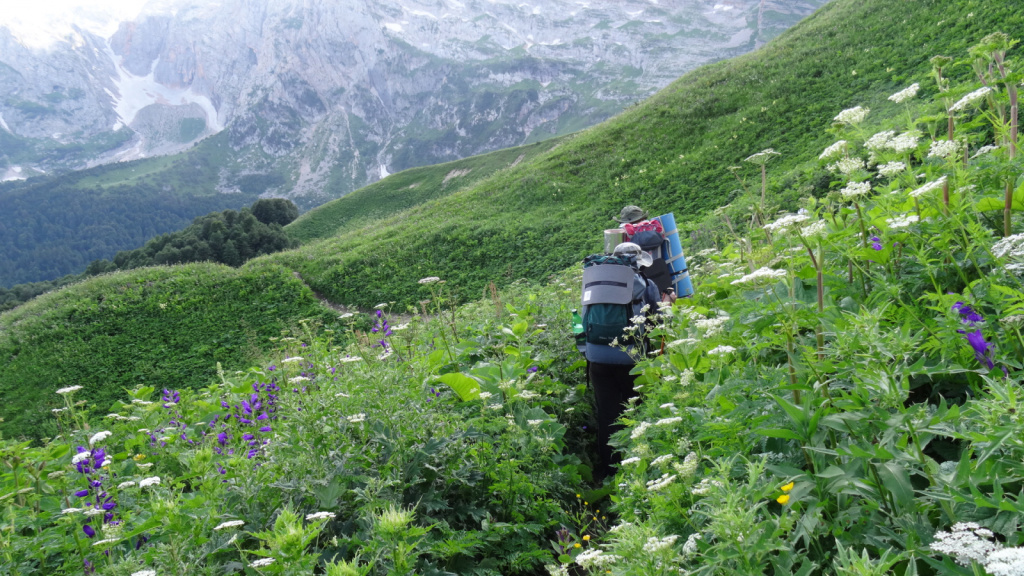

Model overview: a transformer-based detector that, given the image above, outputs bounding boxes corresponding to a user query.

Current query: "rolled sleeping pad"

[654,212,694,297]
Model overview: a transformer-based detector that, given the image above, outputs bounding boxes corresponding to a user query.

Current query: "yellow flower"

[574,543,582,548]
[133,454,146,461]
[584,502,588,506]
[583,535,591,542]
[777,494,791,505]
[781,482,794,492]
[576,494,580,498]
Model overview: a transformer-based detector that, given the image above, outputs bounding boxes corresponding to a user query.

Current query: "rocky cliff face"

[0,0,828,203]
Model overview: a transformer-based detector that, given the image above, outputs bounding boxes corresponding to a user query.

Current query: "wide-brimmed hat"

[613,242,654,268]
[613,205,648,223]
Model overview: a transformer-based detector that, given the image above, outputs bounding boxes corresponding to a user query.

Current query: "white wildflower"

[652,454,674,466]
[692,478,723,495]
[131,399,153,405]
[131,571,157,576]
[517,390,540,400]
[630,421,652,440]
[992,233,1024,258]
[840,181,872,200]
[764,213,809,233]
[833,106,869,125]
[800,220,828,240]
[417,276,441,284]
[71,452,91,465]
[668,338,698,348]
[675,452,699,479]
[683,533,703,554]
[93,538,120,546]
[249,558,275,568]
[655,417,683,426]
[52,408,67,414]
[708,345,736,355]
[890,131,921,153]
[928,139,962,160]
[831,156,866,175]
[346,413,366,423]
[949,86,994,112]
[339,312,354,319]
[731,267,787,287]
[986,547,1024,576]
[288,376,310,383]
[888,83,920,103]
[138,476,161,488]
[646,473,677,492]
[643,534,679,552]
[374,303,388,309]
[546,564,570,576]
[84,508,105,517]
[621,457,641,465]
[392,323,410,331]
[930,522,1001,566]
[744,148,780,164]
[660,403,675,409]
[89,431,112,445]
[909,176,947,198]
[214,520,245,530]
[117,481,136,490]
[281,357,304,363]
[339,356,363,363]
[576,548,622,568]
[864,130,896,151]
[137,463,153,469]
[877,161,906,177]
[305,512,336,521]
[886,214,919,229]
[819,140,847,159]
[527,419,543,426]
[61,507,83,514]
[972,144,1000,158]
[56,386,83,395]
[478,392,493,400]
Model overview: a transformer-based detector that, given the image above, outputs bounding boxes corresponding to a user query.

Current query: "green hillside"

[262,0,1022,309]
[2,0,1021,436]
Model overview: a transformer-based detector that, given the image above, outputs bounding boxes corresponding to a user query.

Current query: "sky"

[0,0,152,49]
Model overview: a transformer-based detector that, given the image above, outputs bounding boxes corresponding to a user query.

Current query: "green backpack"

[581,254,640,346]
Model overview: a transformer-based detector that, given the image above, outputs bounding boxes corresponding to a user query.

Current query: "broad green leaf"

[877,462,914,510]
[436,373,480,401]
[756,428,803,441]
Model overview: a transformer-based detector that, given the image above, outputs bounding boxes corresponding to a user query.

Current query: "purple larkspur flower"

[870,236,883,251]
[268,365,276,372]
[102,501,117,511]
[83,525,96,538]
[259,426,272,433]
[958,328,995,369]
[75,489,90,497]
[953,301,984,326]
[243,433,255,441]
[528,366,539,373]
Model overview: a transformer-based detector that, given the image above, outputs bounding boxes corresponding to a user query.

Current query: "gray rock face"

[0,0,828,201]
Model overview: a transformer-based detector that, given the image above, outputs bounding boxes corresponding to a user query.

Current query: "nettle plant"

[560,35,1024,576]
[0,287,591,576]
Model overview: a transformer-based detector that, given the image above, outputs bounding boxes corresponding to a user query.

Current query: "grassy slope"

[2,0,1020,437]
[262,0,1022,309]
[0,263,336,439]
[286,139,564,243]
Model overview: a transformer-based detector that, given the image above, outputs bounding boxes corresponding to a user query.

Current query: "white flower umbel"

[819,140,847,159]
[620,456,641,465]
[675,452,700,479]
[931,522,1001,566]
[949,86,994,112]
[683,533,703,555]
[281,357,304,363]
[652,454,674,467]
[117,481,136,490]
[89,431,112,446]
[56,386,83,395]
[655,417,682,427]
[646,474,677,492]
[763,213,809,233]
[833,106,869,125]
[214,520,245,530]
[417,276,441,284]
[346,413,367,423]
[708,345,737,355]
[886,214,919,229]
[576,548,622,569]
[888,83,920,103]
[131,571,157,576]
[691,478,723,495]
[800,220,828,240]
[928,139,962,160]
[630,421,652,440]
[71,451,91,465]
[909,176,947,198]
[731,267,787,287]
[831,156,866,175]
[249,558,275,568]
[840,181,872,200]
[138,476,161,488]
[864,130,896,151]
[972,144,1000,158]
[305,511,336,521]
[986,547,1024,576]
[642,535,679,553]
[877,161,907,178]
[744,148,780,164]
[288,376,310,383]
[992,234,1024,258]
[890,131,921,153]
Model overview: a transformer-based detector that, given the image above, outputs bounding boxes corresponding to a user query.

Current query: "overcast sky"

[0,0,152,48]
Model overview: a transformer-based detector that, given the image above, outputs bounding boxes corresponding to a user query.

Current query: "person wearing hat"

[613,205,678,305]
[584,241,662,480]
[613,205,648,226]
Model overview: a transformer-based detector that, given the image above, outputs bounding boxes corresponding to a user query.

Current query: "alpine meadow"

[6,0,1024,574]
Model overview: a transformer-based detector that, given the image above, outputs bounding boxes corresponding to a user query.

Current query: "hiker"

[581,241,662,480]
[614,205,678,304]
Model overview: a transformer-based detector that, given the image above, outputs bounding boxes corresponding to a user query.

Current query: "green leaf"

[436,373,480,401]
[512,320,529,338]
[877,462,914,510]
[756,428,803,441]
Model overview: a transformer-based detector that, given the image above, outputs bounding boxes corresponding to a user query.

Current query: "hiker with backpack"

[580,240,663,480]
[613,205,678,305]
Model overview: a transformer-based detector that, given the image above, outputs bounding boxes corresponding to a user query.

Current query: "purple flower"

[102,501,117,511]
[528,366,539,373]
[959,328,996,369]
[268,365,276,372]
[83,525,96,538]
[243,433,255,441]
[75,489,90,497]
[870,236,883,251]
[953,301,984,326]
[259,426,272,433]
[376,309,383,318]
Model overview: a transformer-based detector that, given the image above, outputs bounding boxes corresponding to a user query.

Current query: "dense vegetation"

[5,0,1024,573]
[0,199,300,312]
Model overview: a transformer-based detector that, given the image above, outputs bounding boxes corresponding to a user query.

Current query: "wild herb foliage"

[0,263,334,441]
[262,0,1024,312]
[0,282,593,575]
[554,34,1024,576]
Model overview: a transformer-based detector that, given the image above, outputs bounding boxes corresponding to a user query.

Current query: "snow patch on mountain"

[0,113,10,133]
[103,40,221,131]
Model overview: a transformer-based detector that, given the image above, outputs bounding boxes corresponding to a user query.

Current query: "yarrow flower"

[909,176,947,198]
[830,156,866,175]
[138,476,161,488]
[249,558,275,568]
[819,140,847,159]
[281,357,304,363]
[89,431,112,445]
[949,86,994,112]
[931,522,1001,566]
[643,535,679,552]
[800,220,828,240]
[305,511,336,521]
[56,386,83,395]
[928,139,962,160]
[764,214,809,233]
[744,148,780,164]
[839,181,872,200]
[620,457,641,465]
[972,144,1000,158]
[646,474,677,492]
[888,83,920,103]
[833,106,869,125]
[986,547,1024,576]
[708,345,736,355]
[346,413,366,423]
[418,276,441,284]
[864,130,896,151]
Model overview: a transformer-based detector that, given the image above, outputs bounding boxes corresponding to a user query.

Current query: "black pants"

[589,362,638,480]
